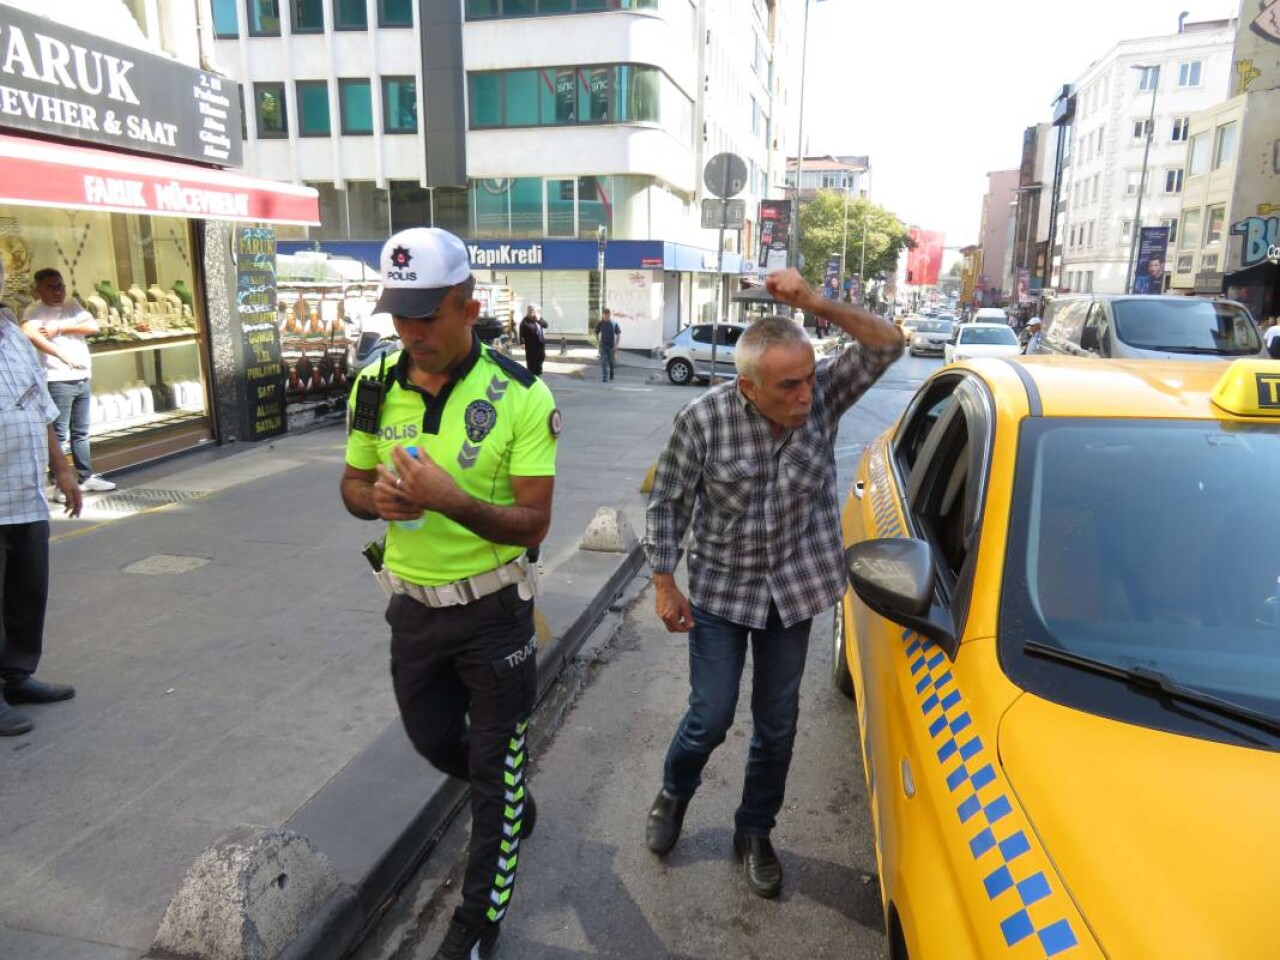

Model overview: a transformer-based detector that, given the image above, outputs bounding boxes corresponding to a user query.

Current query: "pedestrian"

[1024,317,1043,355]
[1263,317,1280,359]
[597,307,620,382]
[339,228,559,960]
[21,268,116,496]
[0,259,83,737]
[518,304,548,377]
[642,267,903,898]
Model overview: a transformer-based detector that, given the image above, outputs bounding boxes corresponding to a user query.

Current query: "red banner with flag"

[906,229,945,286]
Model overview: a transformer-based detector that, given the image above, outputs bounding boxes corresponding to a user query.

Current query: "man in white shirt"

[1024,317,1043,355]
[21,268,116,493]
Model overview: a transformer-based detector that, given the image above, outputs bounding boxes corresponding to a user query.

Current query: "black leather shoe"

[521,790,537,840]
[733,832,782,899]
[645,790,689,856]
[0,701,32,736]
[4,677,76,705]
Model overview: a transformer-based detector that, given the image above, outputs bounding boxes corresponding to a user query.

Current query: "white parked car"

[944,322,1022,364]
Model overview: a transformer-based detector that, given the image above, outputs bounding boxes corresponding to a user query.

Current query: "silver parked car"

[1031,294,1264,360]
[661,322,746,384]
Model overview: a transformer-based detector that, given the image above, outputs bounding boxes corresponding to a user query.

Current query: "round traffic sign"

[703,152,748,199]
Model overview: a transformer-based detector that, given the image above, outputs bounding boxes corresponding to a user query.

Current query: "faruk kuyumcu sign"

[0,7,243,166]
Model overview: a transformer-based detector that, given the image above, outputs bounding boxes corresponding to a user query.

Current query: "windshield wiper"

[1023,640,1280,736]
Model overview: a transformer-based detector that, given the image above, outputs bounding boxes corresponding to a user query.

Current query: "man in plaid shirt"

[643,268,903,898]
[0,262,83,737]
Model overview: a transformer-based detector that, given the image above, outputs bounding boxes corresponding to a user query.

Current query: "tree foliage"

[796,190,913,290]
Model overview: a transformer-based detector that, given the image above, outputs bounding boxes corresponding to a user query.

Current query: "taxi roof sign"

[1210,359,1280,417]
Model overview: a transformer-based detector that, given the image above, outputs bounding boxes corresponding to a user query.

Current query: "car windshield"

[916,320,953,334]
[960,327,1017,345]
[1112,299,1260,354]
[1000,418,1280,743]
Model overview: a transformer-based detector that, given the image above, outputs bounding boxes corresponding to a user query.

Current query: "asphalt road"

[353,351,941,960]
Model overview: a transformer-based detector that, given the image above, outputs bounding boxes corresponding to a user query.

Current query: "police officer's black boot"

[433,916,500,960]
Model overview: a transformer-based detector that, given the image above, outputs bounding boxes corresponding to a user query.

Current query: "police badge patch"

[548,408,563,438]
[464,399,498,443]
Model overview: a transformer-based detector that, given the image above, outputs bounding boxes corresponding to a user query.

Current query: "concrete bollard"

[581,507,638,553]
[151,829,354,960]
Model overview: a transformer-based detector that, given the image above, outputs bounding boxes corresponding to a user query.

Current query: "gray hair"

[735,315,812,381]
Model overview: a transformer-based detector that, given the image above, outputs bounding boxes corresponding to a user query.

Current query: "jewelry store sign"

[235,227,287,441]
[0,7,243,166]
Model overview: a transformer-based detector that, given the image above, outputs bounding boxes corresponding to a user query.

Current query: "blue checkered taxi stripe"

[865,445,1080,957]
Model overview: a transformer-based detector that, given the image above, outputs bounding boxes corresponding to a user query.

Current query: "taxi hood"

[998,693,1280,956]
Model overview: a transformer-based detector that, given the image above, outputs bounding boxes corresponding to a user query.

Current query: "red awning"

[0,133,320,226]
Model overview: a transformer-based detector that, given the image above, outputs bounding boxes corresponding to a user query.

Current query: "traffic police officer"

[340,228,559,960]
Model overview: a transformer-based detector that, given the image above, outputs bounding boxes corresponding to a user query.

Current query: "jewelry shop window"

[0,207,212,459]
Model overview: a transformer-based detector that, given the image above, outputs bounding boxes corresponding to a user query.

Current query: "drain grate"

[88,488,204,515]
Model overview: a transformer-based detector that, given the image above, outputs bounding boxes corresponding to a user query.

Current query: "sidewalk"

[0,359,679,960]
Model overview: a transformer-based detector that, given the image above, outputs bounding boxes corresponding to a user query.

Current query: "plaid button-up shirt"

[644,339,903,629]
[0,309,58,525]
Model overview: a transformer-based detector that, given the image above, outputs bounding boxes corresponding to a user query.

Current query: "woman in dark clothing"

[518,305,548,376]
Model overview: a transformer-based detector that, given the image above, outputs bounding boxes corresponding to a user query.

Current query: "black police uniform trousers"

[387,583,537,930]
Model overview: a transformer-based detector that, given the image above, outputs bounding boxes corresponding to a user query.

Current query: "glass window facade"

[248,0,281,35]
[382,77,417,133]
[379,0,412,26]
[467,64,687,135]
[339,79,373,135]
[296,81,330,136]
[467,176,617,239]
[0,206,210,460]
[213,0,239,36]
[346,182,390,238]
[292,0,323,31]
[254,82,288,138]
[390,181,429,232]
[466,0,664,15]
[334,0,367,28]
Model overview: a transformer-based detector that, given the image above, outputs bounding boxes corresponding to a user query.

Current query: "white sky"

[794,0,1240,254]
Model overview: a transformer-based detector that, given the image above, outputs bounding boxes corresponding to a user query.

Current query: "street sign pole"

[712,165,728,382]
[703,152,747,384]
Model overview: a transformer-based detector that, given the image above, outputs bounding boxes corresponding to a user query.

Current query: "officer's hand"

[387,444,460,513]
[654,576,693,633]
[372,467,425,521]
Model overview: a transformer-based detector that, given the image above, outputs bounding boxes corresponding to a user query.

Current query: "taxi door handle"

[853,481,865,500]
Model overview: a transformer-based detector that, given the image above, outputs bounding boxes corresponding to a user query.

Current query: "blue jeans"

[599,347,615,381]
[47,379,93,481]
[663,603,813,836]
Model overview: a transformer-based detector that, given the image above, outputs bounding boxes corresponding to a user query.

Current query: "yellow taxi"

[834,356,1280,959]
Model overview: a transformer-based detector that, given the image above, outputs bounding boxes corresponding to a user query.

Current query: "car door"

[846,372,997,955]
[688,325,715,371]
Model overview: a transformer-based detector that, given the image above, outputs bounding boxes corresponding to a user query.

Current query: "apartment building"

[1057,19,1235,295]
[212,0,792,346]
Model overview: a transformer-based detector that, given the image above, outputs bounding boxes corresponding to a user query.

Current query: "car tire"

[667,358,694,385]
[831,600,854,699]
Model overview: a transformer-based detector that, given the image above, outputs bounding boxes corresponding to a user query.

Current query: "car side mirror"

[1079,326,1100,353]
[845,538,958,657]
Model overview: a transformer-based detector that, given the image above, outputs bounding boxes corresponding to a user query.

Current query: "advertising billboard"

[1134,226,1170,294]
[823,256,841,298]
[907,229,945,286]
[758,199,793,274]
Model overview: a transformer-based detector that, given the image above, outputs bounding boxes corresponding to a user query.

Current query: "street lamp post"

[789,0,820,271]
[858,180,870,305]
[1126,64,1160,294]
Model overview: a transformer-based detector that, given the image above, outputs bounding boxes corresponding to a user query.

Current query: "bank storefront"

[279,238,741,351]
[0,6,318,471]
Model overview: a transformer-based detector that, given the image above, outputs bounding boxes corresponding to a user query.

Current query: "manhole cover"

[122,554,211,576]
[90,489,203,515]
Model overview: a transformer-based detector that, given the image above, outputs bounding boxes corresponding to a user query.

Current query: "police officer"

[340,228,559,960]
